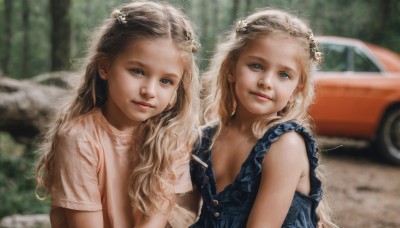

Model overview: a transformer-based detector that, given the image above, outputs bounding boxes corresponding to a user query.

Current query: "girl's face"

[99,38,184,131]
[229,34,302,120]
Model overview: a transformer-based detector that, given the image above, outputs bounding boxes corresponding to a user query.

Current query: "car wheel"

[377,108,400,165]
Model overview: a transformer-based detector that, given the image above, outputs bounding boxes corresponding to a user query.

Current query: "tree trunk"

[2,0,13,75]
[50,0,71,71]
[245,0,252,14]
[22,0,30,77]
[0,72,71,144]
[212,0,220,36]
[231,0,240,23]
[182,0,192,15]
[379,0,390,32]
[199,0,210,69]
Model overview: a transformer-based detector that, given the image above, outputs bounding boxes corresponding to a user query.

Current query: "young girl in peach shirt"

[35,1,200,227]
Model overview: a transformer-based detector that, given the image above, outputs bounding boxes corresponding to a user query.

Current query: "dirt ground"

[317,137,400,228]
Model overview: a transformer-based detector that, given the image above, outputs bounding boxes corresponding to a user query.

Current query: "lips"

[132,101,155,108]
[251,91,273,100]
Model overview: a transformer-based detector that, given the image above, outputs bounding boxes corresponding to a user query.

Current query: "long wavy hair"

[201,8,337,228]
[35,0,200,216]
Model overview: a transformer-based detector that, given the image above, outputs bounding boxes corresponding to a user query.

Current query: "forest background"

[0,0,399,222]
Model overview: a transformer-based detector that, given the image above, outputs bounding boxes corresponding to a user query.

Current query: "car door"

[311,42,385,138]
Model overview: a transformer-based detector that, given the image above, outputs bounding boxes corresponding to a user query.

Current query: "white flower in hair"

[236,20,248,33]
[111,9,127,24]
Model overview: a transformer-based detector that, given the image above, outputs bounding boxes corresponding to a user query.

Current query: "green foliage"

[0,133,50,219]
[1,0,400,79]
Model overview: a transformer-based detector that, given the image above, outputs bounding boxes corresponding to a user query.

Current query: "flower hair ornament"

[236,20,248,33]
[111,9,127,24]
[190,40,201,53]
[185,30,201,53]
[308,33,323,64]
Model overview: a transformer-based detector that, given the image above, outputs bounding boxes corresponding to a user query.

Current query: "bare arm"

[246,132,309,228]
[134,194,177,228]
[63,210,104,228]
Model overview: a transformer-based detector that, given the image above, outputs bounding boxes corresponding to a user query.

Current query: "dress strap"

[190,125,216,186]
[192,125,216,157]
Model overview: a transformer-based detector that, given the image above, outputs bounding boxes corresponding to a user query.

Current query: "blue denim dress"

[190,121,322,228]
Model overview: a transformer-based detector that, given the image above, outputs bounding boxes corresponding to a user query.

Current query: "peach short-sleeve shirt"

[50,108,192,227]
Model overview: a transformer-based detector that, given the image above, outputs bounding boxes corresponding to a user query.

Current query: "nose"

[140,79,157,98]
[257,72,273,89]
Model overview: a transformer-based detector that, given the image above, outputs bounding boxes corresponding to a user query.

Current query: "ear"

[228,73,235,83]
[227,64,237,83]
[226,59,236,83]
[98,59,111,80]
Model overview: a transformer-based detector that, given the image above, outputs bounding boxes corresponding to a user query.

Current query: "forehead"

[242,33,303,55]
[240,34,303,72]
[117,38,186,77]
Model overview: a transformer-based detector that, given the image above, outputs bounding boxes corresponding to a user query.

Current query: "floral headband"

[235,19,321,63]
[111,9,200,53]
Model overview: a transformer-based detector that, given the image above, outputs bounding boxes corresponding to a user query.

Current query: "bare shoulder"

[272,131,306,150]
[264,131,307,167]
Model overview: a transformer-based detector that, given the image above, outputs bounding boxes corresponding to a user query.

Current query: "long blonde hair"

[35,0,200,216]
[201,8,337,227]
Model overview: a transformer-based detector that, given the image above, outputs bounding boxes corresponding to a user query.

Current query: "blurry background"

[1,0,400,78]
[0,0,400,227]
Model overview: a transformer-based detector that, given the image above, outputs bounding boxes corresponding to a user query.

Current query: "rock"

[0,214,50,228]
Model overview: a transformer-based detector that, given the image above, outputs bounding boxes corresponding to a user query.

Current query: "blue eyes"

[248,63,291,80]
[249,63,263,71]
[160,78,173,85]
[130,68,144,76]
[129,68,174,85]
[278,72,290,79]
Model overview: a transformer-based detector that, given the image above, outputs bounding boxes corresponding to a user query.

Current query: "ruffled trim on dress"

[235,121,322,201]
[190,122,323,227]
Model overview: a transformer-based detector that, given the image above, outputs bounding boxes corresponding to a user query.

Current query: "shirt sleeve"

[51,127,102,211]
[172,152,193,194]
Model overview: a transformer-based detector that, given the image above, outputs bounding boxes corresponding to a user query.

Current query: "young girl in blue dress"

[190,8,337,227]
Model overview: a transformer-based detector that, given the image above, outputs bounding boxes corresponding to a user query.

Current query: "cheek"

[115,78,136,94]
[235,75,253,90]
[161,89,176,104]
[281,84,298,101]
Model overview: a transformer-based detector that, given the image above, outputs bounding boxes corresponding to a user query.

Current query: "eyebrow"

[125,60,181,79]
[246,55,265,63]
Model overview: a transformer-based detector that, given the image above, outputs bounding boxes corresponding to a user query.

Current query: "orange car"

[310,36,400,165]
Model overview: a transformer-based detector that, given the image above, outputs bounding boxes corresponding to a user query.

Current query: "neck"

[101,106,140,133]
[229,106,278,135]
[228,113,254,135]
